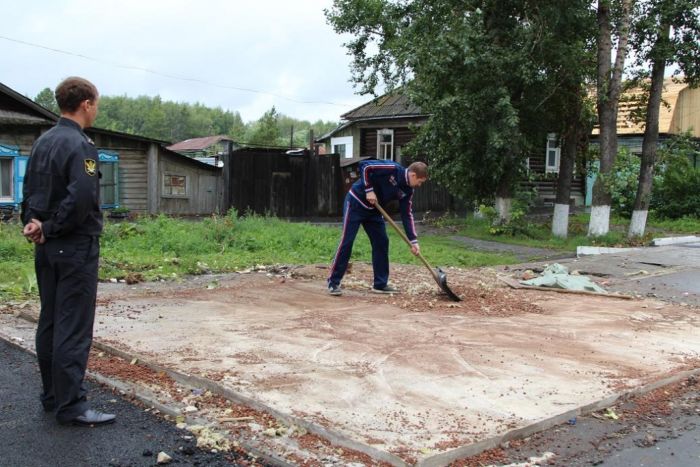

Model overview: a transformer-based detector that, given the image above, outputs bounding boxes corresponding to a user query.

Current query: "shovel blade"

[435,267,461,302]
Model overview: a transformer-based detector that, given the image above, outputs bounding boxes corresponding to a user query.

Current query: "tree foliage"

[326,0,597,207]
[34,89,337,147]
[34,87,59,114]
[651,133,700,218]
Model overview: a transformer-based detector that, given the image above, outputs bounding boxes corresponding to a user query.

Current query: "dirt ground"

[85,261,700,464]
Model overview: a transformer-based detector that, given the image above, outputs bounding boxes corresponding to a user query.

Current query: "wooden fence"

[223,148,343,217]
[222,148,458,218]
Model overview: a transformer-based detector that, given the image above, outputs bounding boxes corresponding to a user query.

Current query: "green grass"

[0,212,516,301]
[0,222,37,300]
[569,213,700,234]
[452,216,627,252]
[448,211,699,253]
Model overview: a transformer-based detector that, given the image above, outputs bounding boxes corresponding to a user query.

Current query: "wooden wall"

[360,126,417,163]
[157,153,222,215]
[0,125,46,154]
[225,148,342,217]
[90,132,151,213]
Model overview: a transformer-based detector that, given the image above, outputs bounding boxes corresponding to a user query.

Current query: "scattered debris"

[156,451,172,464]
[188,425,231,451]
[520,263,607,293]
[487,451,556,467]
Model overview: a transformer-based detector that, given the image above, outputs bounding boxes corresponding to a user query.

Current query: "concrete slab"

[91,272,700,463]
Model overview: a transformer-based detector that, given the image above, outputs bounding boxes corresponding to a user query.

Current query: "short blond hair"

[408,161,428,179]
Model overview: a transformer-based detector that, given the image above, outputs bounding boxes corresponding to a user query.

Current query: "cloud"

[0,0,369,121]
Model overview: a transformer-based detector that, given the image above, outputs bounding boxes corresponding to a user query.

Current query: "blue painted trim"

[0,144,20,156]
[98,150,119,162]
[97,149,120,209]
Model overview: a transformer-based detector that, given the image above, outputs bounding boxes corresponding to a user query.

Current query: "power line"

[0,34,353,108]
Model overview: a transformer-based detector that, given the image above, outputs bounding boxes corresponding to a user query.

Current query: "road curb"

[651,235,700,246]
[576,246,641,257]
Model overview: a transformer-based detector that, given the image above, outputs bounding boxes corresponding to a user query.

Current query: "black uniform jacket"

[21,118,103,238]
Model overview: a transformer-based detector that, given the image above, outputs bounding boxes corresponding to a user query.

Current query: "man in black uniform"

[22,77,115,426]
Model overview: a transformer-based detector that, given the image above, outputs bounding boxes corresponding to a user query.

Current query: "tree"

[534,4,597,238]
[327,1,599,223]
[627,0,700,237]
[246,106,282,146]
[34,87,59,114]
[588,0,634,237]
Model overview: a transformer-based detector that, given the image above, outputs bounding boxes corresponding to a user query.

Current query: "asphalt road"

[493,382,700,466]
[0,338,254,467]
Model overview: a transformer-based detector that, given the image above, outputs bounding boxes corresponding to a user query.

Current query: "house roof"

[0,108,54,125]
[341,92,425,121]
[592,78,694,136]
[0,82,59,122]
[339,156,371,168]
[315,120,353,142]
[167,135,234,152]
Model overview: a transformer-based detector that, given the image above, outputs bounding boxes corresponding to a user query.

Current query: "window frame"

[330,136,353,159]
[162,173,190,198]
[98,150,120,209]
[0,157,13,201]
[377,129,394,160]
[545,133,561,173]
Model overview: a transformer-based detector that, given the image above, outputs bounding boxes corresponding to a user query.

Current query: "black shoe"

[371,284,399,294]
[42,403,56,412]
[328,284,342,296]
[64,409,116,427]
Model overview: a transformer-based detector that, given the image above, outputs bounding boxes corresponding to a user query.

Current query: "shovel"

[374,202,461,302]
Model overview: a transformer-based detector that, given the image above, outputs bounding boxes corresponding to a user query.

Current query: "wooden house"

[316,92,579,210]
[317,93,426,163]
[0,82,223,217]
[585,78,700,204]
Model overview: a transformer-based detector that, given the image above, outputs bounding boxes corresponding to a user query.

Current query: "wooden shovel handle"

[373,202,440,282]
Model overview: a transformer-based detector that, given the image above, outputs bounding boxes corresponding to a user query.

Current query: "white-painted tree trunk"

[628,209,648,238]
[551,203,570,238]
[495,197,512,223]
[588,205,611,236]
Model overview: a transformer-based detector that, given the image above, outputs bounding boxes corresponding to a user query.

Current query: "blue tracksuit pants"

[328,193,389,289]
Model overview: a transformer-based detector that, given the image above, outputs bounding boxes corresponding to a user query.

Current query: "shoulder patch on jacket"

[84,159,97,176]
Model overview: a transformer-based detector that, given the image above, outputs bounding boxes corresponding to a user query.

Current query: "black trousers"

[34,234,99,423]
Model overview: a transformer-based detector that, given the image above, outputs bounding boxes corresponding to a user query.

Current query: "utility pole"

[308,129,315,156]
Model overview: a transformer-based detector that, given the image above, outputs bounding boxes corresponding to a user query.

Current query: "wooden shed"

[0,82,223,217]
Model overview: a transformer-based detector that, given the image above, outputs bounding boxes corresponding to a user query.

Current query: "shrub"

[651,155,700,219]
[587,147,640,218]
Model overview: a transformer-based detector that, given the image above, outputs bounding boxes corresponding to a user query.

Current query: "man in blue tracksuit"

[328,159,428,295]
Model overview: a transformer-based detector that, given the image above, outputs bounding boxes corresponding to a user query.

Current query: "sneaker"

[328,284,342,296]
[371,284,399,294]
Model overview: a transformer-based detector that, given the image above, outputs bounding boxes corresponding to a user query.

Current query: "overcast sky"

[0,0,372,123]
